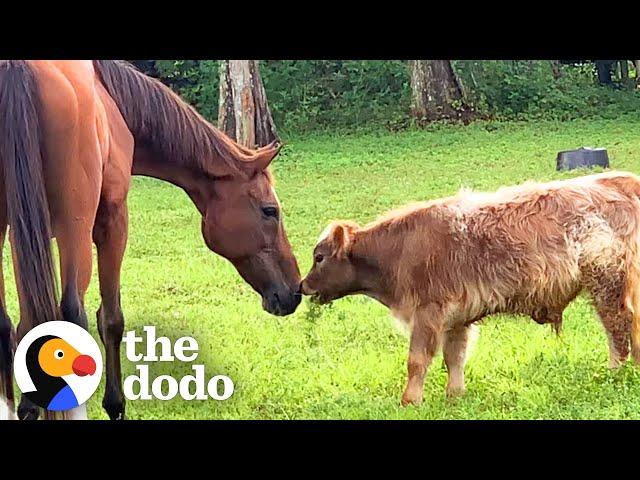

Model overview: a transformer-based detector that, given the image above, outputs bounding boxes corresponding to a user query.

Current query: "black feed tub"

[556,147,609,171]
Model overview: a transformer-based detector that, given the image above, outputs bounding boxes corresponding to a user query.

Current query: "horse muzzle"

[262,287,301,316]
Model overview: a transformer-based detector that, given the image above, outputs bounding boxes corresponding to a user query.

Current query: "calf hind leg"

[598,305,631,368]
[443,324,478,397]
[590,278,632,368]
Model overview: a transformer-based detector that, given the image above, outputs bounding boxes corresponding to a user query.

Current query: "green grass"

[8,115,640,419]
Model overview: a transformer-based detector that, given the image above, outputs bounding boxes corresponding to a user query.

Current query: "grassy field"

[8,116,640,419]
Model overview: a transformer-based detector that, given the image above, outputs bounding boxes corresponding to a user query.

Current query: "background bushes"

[143,60,640,132]
[454,61,640,121]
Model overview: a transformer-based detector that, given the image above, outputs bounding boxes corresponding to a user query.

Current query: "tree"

[619,60,629,83]
[129,60,159,78]
[595,60,615,86]
[550,60,562,80]
[409,60,473,123]
[218,60,278,148]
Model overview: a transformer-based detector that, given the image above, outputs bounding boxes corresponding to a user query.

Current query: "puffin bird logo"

[14,321,103,412]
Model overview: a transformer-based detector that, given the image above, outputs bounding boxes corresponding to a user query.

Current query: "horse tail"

[0,61,59,329]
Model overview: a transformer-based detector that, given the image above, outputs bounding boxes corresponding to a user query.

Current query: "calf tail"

[626,176,640,363]
[625,275,640,364]
[629,240,640,363]
[613,173,640,363]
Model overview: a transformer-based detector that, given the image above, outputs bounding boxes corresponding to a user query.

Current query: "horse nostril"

[273,292,280,304]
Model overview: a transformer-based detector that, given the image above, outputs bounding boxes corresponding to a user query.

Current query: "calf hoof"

[401,389,423,407]
[608,352,628,369]
[446,384,466,398]
[608,359,623,369]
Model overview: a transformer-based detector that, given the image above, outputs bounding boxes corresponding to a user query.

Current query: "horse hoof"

[106,406,126,420]
[108,409,126,421]
[103,396,125,420]
[17,403,40,421]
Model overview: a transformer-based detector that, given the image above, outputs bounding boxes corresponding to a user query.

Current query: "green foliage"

[454,61,640,121]
[147,60,640,132]
[151,60,410,131]
[154,60,220,120]
[260,60,410,131]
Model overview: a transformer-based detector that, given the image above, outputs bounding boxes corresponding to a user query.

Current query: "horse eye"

[314,254,324,264]
[262,206,278,219]
[54,349,64,360]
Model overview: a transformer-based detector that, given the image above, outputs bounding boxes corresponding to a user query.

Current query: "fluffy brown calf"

[300,171,640,406]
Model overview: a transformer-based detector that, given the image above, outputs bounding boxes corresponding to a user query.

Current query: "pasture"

[9,116,640,419]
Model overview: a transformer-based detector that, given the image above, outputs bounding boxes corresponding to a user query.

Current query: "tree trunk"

[409,60,472,123]
[635,60,640,85]
[550,60,562,80]
[218,60,278,148]
[595,60,614,86]
[620,60,629,81]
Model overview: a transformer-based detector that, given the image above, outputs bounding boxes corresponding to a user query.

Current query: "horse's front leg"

[93,198,128,420]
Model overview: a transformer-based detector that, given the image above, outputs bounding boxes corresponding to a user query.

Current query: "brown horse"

[0,60,301,420]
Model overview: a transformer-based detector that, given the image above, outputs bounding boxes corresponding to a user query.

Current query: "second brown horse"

[0,60,301,420]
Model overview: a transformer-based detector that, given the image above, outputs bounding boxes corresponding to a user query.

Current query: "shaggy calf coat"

[301,171,640,406]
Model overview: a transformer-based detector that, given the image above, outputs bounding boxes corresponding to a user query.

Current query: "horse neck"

[132,145,210,215]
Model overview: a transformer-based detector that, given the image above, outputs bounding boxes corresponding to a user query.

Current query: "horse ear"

[239,141,282,175]
[330,221,359,258]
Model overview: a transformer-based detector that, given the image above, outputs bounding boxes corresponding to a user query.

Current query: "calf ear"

[331,221,358,259]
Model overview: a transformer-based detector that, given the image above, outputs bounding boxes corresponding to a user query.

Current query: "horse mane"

[93,60,272,177]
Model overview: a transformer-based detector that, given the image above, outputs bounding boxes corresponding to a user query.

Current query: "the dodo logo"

[14,322,103,411]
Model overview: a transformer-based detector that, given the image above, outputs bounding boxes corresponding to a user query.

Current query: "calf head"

[300,221,361,304]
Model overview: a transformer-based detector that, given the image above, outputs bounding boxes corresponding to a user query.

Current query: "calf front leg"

[401,305,444,407]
